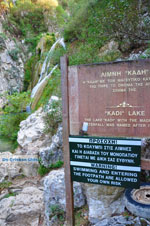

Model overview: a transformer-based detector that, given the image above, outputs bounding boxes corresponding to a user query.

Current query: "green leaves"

[0,92,31,142]
[43,99,62,136]
[63,0,150,64]
[38,160,64,176]
[3,92,30,113]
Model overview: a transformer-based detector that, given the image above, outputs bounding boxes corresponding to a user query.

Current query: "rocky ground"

[0,97,150,226]
[0,176,45,226]
[1,173,150,226]
[0,105,127,226]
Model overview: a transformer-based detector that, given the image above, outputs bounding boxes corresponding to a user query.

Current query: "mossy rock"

[36,33,55,56]
[31,61,42,89]
[98,40,122,61]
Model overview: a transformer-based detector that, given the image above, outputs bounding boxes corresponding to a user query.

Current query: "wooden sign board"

[69,136,141,188]
[68,59,150,137]
[61,57,150,226]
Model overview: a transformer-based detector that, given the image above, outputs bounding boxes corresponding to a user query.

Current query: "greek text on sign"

[69,136,141,188]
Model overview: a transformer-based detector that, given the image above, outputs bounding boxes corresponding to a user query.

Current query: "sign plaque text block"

[68,59,150,137]
[69,136,141,188]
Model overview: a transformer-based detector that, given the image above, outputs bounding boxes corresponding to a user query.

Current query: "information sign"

[68,59,150,137]
[69,136,141,188]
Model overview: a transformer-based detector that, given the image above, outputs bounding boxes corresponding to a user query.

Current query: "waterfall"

[31,64,58,98]
[31,37,66,99]
[38,37,65,83]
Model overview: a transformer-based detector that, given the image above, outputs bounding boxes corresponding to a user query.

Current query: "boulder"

[83,184,125,224]
[44,168,85,226]
[0,152,39,180]
[98,40,121,59]
[17,108,50,155]
[17,101,63,176]
[0,186,45,226]
[39,125,63,168]
[0,152,21,182]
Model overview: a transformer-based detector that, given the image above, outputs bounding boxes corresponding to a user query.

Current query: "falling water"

[31,37,65,99]
[31,64,58,98]
[38,37,65,83]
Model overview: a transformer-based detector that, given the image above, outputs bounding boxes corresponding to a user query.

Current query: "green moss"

[0,32,7,40]
[38,165,50,176]
[49,160,64,169]
[3,192,17,199]
[25,34,43,53]
[43,33,56,52]
[38,160,64,176]
[0,181,12,190]
[24,55,40,91]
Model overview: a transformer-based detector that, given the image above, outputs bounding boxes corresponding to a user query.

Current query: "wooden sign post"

[61,56,150,226]
[60,55,74,226]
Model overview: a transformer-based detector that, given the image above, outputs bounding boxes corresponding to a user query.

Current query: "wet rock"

[36,34,55,56]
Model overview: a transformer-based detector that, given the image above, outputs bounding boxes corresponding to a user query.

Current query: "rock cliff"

[0,21,25,107]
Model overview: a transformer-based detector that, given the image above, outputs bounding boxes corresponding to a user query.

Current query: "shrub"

[50,204,65,223]
[63,0,150,56]
[37,164,50,176]
[0,92,31,143]
[3,0,48,39]
[43,99,62,136]
[8,48,20,61]
[38,160,64,176]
